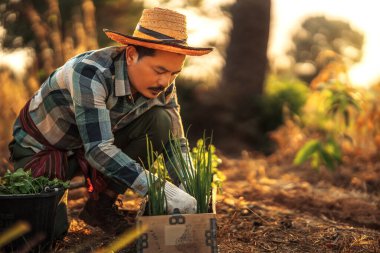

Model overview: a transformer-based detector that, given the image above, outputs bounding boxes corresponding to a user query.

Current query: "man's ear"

[126,46,138,64]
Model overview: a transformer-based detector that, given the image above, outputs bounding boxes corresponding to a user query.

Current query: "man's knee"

[144,107,172,147]
[113,106,172,155]
[146,106,172,132]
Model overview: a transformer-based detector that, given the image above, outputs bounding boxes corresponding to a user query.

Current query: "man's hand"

[131,170,197,214]
[164,181,197,214]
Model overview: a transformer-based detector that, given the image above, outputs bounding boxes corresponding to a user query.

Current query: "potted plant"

[0,168,69,252]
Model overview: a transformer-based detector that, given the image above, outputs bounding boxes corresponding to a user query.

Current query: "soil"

[52,146,380,252]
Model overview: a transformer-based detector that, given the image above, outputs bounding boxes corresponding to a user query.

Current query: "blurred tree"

[0,0,143,81]
[93,0,143,47]
[218,0,271,152]
[0,67,36,171]
[181,0,272,154]
[2,0,97,78]
[221,0,271,97]
[288,16,364,83]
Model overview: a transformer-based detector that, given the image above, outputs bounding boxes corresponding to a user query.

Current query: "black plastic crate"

[0,188,65,252]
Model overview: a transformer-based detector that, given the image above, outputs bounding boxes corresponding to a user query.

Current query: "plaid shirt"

[12,46,186,190]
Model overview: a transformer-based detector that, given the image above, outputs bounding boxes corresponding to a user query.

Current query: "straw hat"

[103,7,213,56]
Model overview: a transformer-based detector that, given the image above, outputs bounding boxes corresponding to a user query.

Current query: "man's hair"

[134,45,156,59]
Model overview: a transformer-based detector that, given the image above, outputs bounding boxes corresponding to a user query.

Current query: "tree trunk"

[221,0,271,99]
[168,0,272,153]
[203,0,272,153]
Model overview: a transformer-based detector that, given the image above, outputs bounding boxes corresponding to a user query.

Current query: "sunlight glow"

[270,0,380,87]
[95,224,148,253]
[0,221,31,248]
[0,48,35,78]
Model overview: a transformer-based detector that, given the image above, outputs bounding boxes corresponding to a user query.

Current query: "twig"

[246,207,269,224]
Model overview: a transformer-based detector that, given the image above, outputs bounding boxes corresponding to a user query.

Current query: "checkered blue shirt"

[12,46,186,189]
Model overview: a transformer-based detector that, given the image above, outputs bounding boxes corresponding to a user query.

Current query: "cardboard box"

[136,212,217,253]
[136,189,218,253]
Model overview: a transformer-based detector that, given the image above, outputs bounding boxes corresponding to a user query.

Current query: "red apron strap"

[18,99,108,199]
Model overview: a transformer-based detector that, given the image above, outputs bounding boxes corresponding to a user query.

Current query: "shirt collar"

[114,49,132,97]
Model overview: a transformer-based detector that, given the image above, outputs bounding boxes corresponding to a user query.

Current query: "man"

[8,7,212,237]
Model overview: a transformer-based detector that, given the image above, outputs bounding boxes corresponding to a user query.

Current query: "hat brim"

[103,29,213,56]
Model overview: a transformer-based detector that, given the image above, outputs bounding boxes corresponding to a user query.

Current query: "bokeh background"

[1,0,379,164]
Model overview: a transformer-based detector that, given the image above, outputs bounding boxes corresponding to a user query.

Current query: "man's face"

[126,46,186,99]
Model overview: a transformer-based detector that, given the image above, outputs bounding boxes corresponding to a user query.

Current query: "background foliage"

[0,0,377,170]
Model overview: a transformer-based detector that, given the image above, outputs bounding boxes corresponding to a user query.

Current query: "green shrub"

[260,75,309,131]
[265,74,309,114]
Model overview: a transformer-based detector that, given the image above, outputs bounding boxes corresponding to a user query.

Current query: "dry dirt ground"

[53,149,380,253]
[215,151,380,253]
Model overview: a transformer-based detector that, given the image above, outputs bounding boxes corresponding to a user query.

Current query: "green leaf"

[320,149,335,171]
[311,153,320,169]
[293,139,321,165]
[326,139,342,162]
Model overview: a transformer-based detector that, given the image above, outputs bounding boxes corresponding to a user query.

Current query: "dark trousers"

[8,106,172,238]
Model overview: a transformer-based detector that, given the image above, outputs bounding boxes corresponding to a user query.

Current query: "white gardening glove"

[164,180,197,214]
[131,170,197,214]
[179,183,186,191]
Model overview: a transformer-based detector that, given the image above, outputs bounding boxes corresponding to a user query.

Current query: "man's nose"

[158,73,172,87]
